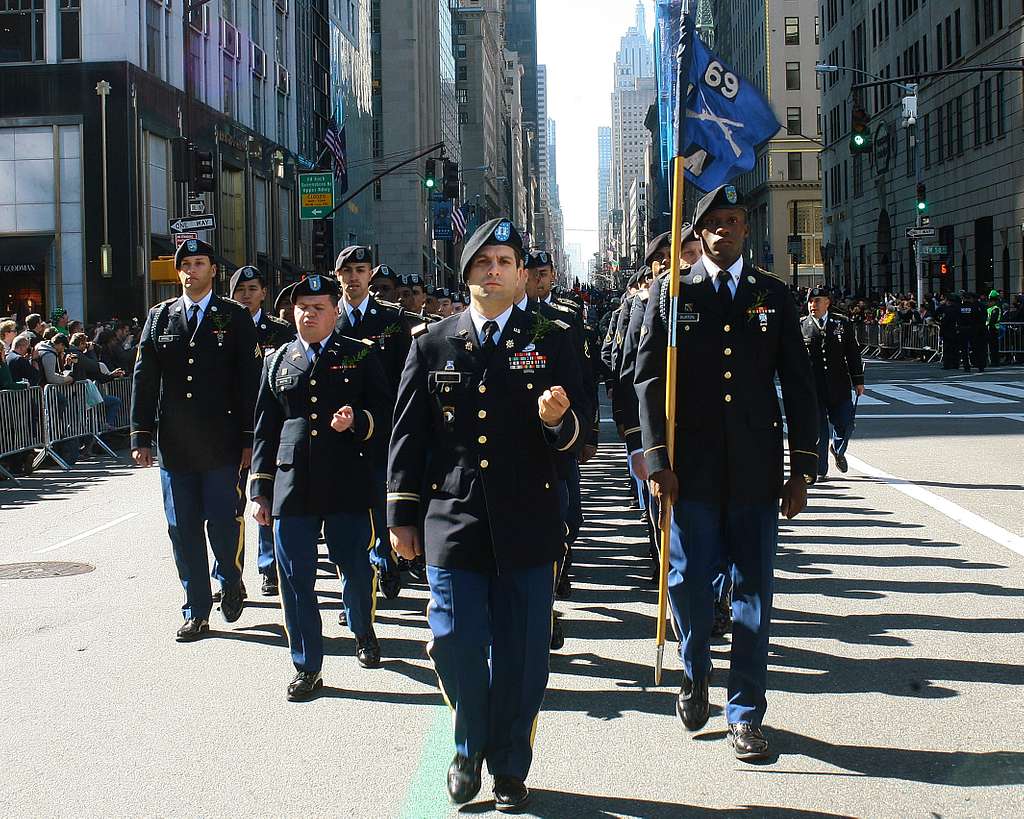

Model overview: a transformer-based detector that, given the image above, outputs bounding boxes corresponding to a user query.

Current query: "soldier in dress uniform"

[229,265,295,595]
[635,185,819,761]
[801,285,865,481]
[436,288,454,317]
[334,246,413,600]
[250,274,393,701]
[387,218,586,810]
[131,239,262,641]
[424,285,441,317]
[275,282,298,326]
[370,265,398,302]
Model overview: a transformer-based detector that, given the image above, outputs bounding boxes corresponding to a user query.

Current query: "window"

[935,24,943,69]
[456,88,468,104]
[936,104,944,162]
[146,0,162,76]
[817,106,822,135]
[59,0,80,60]
[954,10,961,58]
[814,15,820,43]
[786,62,800,90]
[785,17,800,44]
[276,91,287,145]
[996,72,1006,136]
[973,84,981,146]
[456,43,466,58]
[787,107,802,135]
[944,17,951,65]
[788,153,803,180]
[454,20,466,35]
[0,0,45,62]
[457,65,467,81]
[955,94,964,154]
[223,53,236,118]
[923,112,931,167]
[274,6,287,65]
[945,100,954,159]
[983,77,993,141]
[458,110,469,124]
[253,80,265,133]
[250,0,263,43]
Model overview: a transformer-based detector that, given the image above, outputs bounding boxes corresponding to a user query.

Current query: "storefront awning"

[0,234,54,275]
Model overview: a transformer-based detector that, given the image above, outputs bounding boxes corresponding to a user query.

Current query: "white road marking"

[968,382,1024,400]
[856,413,1024,421]
[913,383,1011,404]
[34,512,140,555]
[844,454,1024,560]
[869,385,951,405]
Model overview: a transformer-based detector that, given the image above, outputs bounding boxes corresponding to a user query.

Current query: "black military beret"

[174,238,215,269]
[405,273,424,287]
[335,245,373,269]
[644,231,672,266]
[525,250,554,269]
[808,285,832,300]
[372,264,396,280]
[692,185,748,234]
[626,272,641,289]
[274,282,297,313]
[290,274,340,302]
[425,284,437,296]
[229,265,265,295]
[436,288,451,299]
[460,217,524,279]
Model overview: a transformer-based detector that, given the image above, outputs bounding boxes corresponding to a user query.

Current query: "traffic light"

[424,159,439,191]
[442,160,460,199]
[192,149,216,193]
[171,137,191,183]
[850,107,871,153]
[312,221,332,272]
[915,182,927,213]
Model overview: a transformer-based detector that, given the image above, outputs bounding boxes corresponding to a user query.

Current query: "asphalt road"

[1,360,1022,818]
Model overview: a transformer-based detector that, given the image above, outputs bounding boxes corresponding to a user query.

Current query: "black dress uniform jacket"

[800,313,865,408]
[387,306,587,574]
[335,296,412,389]
[250,334,393,517]
[635,261,819,503]
[131,294,261,473]
[618,289,651,452]
[254,311,295,354]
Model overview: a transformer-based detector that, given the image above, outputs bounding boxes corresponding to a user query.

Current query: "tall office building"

[710,0,823,284]
[598,126,613,234]
[505,0,539,164]
[819,0,1023,295]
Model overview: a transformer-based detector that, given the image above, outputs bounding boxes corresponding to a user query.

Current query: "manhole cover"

[0,562,95,579]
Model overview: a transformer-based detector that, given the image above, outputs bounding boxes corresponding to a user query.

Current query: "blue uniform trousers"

[274,510,375,674]
[211,468,275,581]
[816,395,856,477]
[159,464,244,621]
[367,464,397,577]
[426,564,555,780]
[667,500,777,726]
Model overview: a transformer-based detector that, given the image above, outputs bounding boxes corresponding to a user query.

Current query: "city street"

[1,362,1022,818]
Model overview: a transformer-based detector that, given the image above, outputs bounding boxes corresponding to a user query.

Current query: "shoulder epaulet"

[411,323,430,338]
[552,319,570,330]
[158,297,177,306]
[549,301,573,313]
[757,268,786,284]
[220,296,245,309]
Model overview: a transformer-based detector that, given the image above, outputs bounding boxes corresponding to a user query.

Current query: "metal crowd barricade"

[0,386,44,482]
[897,323,942,362]
[34,382,118,471]
[100,376,133,431]
[856,323,881,357]
[998,323,1024,362]
[878,324,901,359]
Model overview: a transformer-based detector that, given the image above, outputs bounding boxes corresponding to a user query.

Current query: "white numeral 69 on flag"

[703,61,739,100]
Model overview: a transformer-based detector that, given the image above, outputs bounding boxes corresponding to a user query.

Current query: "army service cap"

[229,265,265,295]
[335,245,373,269]
[174,238,215,269]
[460,218,524,280]
[291,274,341,302]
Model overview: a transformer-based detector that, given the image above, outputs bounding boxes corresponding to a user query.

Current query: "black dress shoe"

[261,571,279,596]
[356,627,381,668]
[338,609,348,627]
[219,582,244,623]
[711,595,732,637]
[212,580,247,603]
[676,674,710,731]
[816,473,828,483]
[447,752,484,804]
[728,722,771,760]
[831,444,849,473]
[549,618,565,651]
[379,567,402,600]
[176,618,209,642]
[286,670,323,702]
[493,776,530,812]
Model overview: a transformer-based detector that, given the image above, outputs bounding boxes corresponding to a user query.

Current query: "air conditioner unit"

[251,43,267,78]
[275,63,290,95]
[220,19,240,60]
[187,4,208,35]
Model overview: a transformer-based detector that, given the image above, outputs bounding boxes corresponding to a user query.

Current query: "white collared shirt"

[299,332,333,363]
[543,293,553,304]
[812,311,830,332]
[252,308,263,326]
[516,295,529,311]
[702,256,744,297]
[469,304,514,345]
[182,290,214,325]
[343,294,370,324]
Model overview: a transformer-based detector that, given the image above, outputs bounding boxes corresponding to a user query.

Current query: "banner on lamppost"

[432,199,454,241]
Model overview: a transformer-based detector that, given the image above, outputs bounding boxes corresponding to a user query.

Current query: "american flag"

[324,116,349,193]
[451,204,468,242]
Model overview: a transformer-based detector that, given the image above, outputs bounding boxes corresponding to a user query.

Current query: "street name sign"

[170,215,216,233]
[906,226,937,239]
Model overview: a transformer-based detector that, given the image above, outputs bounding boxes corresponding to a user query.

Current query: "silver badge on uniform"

[445,360,455,371]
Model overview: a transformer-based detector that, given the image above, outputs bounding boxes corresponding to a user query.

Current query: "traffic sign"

[919,244,948,256]
[787,235,803,256]
[299,172,335,220]
[173,232,198,247]
[169,214,216,233]
[906,226,936,239]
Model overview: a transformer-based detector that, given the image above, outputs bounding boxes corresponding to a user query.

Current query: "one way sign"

[169,214,216,233]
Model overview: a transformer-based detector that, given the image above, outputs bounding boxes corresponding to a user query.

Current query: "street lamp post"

[95,81,113,280]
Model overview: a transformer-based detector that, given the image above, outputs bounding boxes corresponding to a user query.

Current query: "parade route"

[1,365,1022,818]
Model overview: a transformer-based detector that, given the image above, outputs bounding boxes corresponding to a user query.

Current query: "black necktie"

[187,304,200,337]
[716,271,733,312]
[351,308,361,328]
[310,341,322,363]
[480,321,498,354]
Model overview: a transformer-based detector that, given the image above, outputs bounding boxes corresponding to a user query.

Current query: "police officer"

[229,265,294,595]
[801,285,865,480]
[986,289,1003,366]
[939,293,962,369]
[251,274,393,701]
[334,245,412,600]
[958,291,987,372]
[635,185,818,761]
[387,218,585,810]
[131,239,262,641]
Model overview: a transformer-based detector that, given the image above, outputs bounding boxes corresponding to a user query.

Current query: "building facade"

[597,125,612,239]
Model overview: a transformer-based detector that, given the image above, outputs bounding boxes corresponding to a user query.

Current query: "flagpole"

[654,154,685,686]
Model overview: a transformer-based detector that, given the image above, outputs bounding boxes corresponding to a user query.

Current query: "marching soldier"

[801,285,865,481]
[131,238,262,641]
[229,265,294,595]
[251,274,393,701]
[387,218,586,810]
[334,245,412,600]
[635,185,818,760]
[370,264,399,302]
